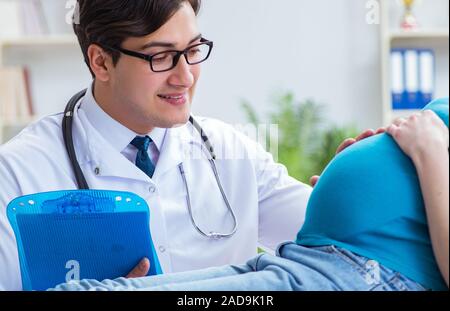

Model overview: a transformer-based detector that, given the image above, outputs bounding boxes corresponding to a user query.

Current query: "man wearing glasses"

[0,0,366,290]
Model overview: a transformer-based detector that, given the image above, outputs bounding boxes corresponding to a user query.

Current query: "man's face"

[108,2,201,132]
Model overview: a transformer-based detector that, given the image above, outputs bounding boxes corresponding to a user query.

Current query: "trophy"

[401,0,419,30]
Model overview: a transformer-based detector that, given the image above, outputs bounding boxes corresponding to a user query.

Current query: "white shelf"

[388,29,449,40]
[0,34,78,48]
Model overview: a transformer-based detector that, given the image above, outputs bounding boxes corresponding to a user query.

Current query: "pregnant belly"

[298,133,424,241]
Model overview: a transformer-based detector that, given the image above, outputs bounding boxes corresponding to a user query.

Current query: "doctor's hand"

[126,258,150,278]
[335,128,387,154]
[309,127,386,187]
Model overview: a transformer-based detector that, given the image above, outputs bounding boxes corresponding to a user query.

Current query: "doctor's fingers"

[355,129,376,142]
[309,175,320,187]
[126,258,150,278]
[336,138,356,154]
[336,129,378,155]
[375,127,386,134]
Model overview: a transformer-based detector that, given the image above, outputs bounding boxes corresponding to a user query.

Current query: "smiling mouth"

[158,94,186,99]
[158,94,184,100]
[157,93,188,106]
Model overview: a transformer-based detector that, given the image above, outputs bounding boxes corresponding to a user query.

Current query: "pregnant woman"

[52,98,449,291]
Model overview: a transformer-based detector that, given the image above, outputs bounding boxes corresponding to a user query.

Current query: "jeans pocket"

[328,245,388,288]
[328,245,369,273]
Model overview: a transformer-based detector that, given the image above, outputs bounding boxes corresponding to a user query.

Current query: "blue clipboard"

[7,190,162,291]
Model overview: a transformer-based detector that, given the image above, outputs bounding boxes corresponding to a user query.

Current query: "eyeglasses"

[101,38,213,73]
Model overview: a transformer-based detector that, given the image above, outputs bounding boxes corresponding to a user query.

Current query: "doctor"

[0,0,372,290]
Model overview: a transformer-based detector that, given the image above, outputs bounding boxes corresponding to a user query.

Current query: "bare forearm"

[413,148,449,287]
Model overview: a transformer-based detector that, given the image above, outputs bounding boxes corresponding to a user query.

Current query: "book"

[390,50,404,109]
[23,68,34,116]
[404,49,420,109]
[18,0,48,35]
[0,67,34,123]
[418,49,435,107]
[0,67,18,122]
[0,0,22,38]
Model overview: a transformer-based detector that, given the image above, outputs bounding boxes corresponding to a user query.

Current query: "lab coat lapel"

[77,106,194,182]
[76,109,151,184]
[90,141,151,183]
[152,123,193,179]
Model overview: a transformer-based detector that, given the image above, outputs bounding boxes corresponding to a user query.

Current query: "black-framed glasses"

[101,38,213,73]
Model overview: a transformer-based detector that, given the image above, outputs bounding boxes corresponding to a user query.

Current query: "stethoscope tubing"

[63,89,238,239]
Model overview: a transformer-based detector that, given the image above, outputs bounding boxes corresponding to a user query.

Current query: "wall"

[2,0,449,129]
[195,0,383,129]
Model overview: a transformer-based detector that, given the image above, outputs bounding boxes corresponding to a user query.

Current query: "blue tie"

[130,136,156,178]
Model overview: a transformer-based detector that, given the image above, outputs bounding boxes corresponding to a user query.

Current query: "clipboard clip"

[41,192,114,214]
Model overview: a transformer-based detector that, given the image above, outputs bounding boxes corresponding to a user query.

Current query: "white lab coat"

[0,97,312,290]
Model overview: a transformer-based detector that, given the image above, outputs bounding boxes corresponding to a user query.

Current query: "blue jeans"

[51,242,427,291]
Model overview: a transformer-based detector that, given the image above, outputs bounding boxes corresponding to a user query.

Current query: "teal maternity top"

[296,98,449,291]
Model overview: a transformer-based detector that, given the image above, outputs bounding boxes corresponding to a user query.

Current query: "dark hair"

[73,0,201,77]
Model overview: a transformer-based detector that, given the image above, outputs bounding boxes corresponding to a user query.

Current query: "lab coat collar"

[75,103,150,184]
[80,83,166,153]
[75,94,197,182]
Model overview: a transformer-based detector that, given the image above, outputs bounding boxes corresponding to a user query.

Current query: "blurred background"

[0,0,448,182]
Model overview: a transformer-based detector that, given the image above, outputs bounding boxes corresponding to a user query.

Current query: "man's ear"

[87,44,112,82]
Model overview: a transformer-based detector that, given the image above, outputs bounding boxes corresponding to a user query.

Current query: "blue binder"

[391,48,435,110]
[403,49,421,109]
[418,49,435,108]
[7,190,162,291]
[391,49,405,109]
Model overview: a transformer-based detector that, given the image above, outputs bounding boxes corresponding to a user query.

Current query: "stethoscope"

[62,89,238,239]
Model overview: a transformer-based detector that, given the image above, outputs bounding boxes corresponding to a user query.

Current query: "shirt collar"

[79,83,167,153]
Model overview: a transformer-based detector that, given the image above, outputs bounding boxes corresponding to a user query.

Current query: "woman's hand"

[387,110,449,163]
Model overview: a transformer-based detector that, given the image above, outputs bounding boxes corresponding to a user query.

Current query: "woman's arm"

[414,142,449,287]
[387,110,449,287]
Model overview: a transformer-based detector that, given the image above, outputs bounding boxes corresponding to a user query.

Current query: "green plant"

[241,92,360,183]
[312,125,360,174]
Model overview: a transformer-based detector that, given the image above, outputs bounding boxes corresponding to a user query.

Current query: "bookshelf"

[0,34,89,144]
[0,116,37,145]
[380,0,449,126]
[0,34,78,49]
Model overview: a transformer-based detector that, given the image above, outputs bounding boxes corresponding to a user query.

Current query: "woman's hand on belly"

[387,110,448,162]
